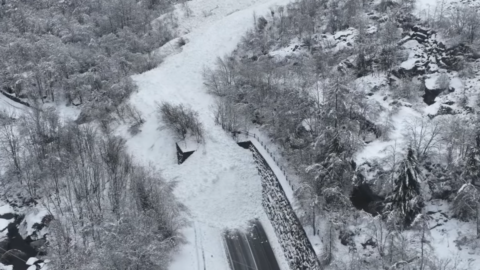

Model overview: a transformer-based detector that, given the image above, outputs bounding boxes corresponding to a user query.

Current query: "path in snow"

[118,0,292,269]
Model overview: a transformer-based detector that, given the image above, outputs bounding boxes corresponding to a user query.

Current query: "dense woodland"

[0,0,178,120]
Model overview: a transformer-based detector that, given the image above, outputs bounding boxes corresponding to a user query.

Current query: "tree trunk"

[477,202,480,238]
[312,203,316,235]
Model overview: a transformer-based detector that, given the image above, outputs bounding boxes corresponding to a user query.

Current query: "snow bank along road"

[119,0,292,269]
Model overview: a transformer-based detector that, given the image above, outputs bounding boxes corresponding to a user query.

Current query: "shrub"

[157,102,204,142]
[436,73,450,91]
[392,78,423,100]
[177,37,187,47]
[257,16,268,32]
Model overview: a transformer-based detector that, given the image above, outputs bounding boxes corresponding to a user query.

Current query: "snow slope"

[117,0,293,269]
[0,94,29,117]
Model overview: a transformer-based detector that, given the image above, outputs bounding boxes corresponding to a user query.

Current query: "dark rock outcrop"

[350,183,384,216]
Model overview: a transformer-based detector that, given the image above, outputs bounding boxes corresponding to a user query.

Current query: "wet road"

[224,220,280,270]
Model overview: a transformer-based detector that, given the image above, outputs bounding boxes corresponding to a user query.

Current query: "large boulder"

[0,249,29,270]
[0,240,8,258]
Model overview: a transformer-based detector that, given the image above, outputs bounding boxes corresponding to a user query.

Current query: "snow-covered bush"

[213,100,251,133]
[458,62,477,79]
[452,183,479,221]
[157,102,204,142]
[392,78,423,100]
[256,16,268,32]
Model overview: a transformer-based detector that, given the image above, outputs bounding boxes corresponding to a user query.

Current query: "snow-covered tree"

[452,183,479,221]
[403,116,442,161]
[452,144,480,229]
[465,139,480,185]
[306,129,355,210]
[384,148,424,226]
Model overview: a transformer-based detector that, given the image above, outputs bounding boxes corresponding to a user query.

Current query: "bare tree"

[453,183,480,234]
[320,221,336,266]
[403,116,442,161]
[448,6,480,43]
[0,120,22,176]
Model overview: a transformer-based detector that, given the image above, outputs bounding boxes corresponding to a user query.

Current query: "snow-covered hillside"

[116,0,299,269]
[3,0,480,269]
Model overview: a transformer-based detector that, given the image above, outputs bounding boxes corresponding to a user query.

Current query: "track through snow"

[120,0,292,269]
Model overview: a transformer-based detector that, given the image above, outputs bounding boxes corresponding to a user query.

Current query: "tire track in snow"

[194,222,201,270]
[199,224,206,270]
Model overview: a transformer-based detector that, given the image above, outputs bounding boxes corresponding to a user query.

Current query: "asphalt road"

[224,220,280,270]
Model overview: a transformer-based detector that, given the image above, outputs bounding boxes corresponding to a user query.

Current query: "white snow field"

[0,94,29,117]
[117,0,293,269]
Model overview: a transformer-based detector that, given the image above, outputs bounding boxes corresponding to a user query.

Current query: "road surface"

[224,220,280,270]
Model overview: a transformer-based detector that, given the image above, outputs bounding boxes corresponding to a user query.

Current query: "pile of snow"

[424,73,442,90]
[321,28,357,52]
[20,208,49,239]
[176,138,200,153]
[356,105,420,164]
[269,38,307,60]
[0,264,12,270]
[0,204,13,216]
[26,258,48,270]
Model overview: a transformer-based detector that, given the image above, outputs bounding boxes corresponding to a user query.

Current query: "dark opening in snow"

[350,183,384,216]
[422,89,442,105]
[0,222,37,270]
[176,143,195,164]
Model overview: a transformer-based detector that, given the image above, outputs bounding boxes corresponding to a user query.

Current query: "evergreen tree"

[452,182,479,222]
[452,137,480,224]
[307,129,354,209]
[384,148,424,227]
[466,135,480,185]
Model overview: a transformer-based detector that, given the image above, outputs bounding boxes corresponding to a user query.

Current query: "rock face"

[423,88,441,105]
[0,223,37,270]
[350,183,384,216]
[394,24,478,105]
[0,200,50,270]
[0,249,29,269]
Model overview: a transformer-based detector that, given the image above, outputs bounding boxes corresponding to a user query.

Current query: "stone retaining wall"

[246,142,321,270]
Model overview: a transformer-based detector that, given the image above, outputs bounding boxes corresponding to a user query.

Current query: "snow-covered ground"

[0,94,29,117]
[116,0,296,269]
